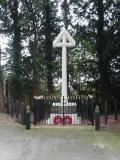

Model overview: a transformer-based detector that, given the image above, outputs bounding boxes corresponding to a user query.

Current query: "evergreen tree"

[70,0,120,100]
[0,0,22,99]
[42,0,60,95]
[0,47,5,112]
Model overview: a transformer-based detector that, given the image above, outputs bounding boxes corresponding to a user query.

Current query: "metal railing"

[6,96,120,127]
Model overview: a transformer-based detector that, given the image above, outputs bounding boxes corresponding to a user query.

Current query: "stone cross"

[53,28,76,101]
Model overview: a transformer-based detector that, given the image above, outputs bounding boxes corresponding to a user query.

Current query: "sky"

[0,34,10,65]
[0,34,8,51]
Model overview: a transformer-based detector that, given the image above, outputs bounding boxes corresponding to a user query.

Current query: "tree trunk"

[29,39,39,96]
[0,79,5,112]
[62,0,69,29]
[44,0,54,95]
[25,0,39,96]
[0,48,5,112]
[96,0,111,102]
[12,0,21,99]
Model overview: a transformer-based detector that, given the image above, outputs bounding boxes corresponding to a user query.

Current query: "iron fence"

[7,96,120,126]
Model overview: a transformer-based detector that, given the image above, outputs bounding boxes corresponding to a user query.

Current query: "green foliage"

[0,0,5,4]
[0,0,119,101]
[68,35,97,95]
[70,0,120,100]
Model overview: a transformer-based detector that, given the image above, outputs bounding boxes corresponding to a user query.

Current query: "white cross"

[53,28,76,101]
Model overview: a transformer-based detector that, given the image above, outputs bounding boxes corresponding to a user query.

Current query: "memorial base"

[46,101,81,125]
[52,101,76,107]
[46,113,81,125]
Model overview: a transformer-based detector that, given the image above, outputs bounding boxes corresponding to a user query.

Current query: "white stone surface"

[47,113,81,125]
[52,102,76,106]
[53,28,76,100]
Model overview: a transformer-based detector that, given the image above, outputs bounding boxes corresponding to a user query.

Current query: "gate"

[33,96,95,125]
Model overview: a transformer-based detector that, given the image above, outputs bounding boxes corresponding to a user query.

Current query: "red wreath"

[53,115,63,125]
[64,116,72,125]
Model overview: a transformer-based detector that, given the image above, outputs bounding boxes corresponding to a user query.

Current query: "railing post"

[33,101,37,126]
[26,106,31,130]
[10,99,14,118]
[91,99,94,126]
[21,102,26,125]
[114,99,118,120]
[95,105,100,131]
[104,101,108,125]
[15,100,19,122]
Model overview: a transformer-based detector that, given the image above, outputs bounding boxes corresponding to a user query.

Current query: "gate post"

[95,105,100,131]
[26,106,31,130]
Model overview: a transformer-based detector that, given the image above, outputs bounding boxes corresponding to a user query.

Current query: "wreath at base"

[53,115,63,125]
[63,116,72,125]
[53,115,72,125]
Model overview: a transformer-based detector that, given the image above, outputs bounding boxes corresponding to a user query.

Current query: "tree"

[69,37,97,95]
[0,47,5,112]
[70,0,120,101]
[11,0,22,99]
[43,0,54,94]
[21,0,43,96]
[0,0,23,99]
[42,0,61,95]
[21,0,60,96]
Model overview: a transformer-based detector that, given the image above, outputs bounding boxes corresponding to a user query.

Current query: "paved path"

[0,113,119,160]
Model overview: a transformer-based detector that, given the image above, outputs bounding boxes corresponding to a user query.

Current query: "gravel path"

[0,113,119,160]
